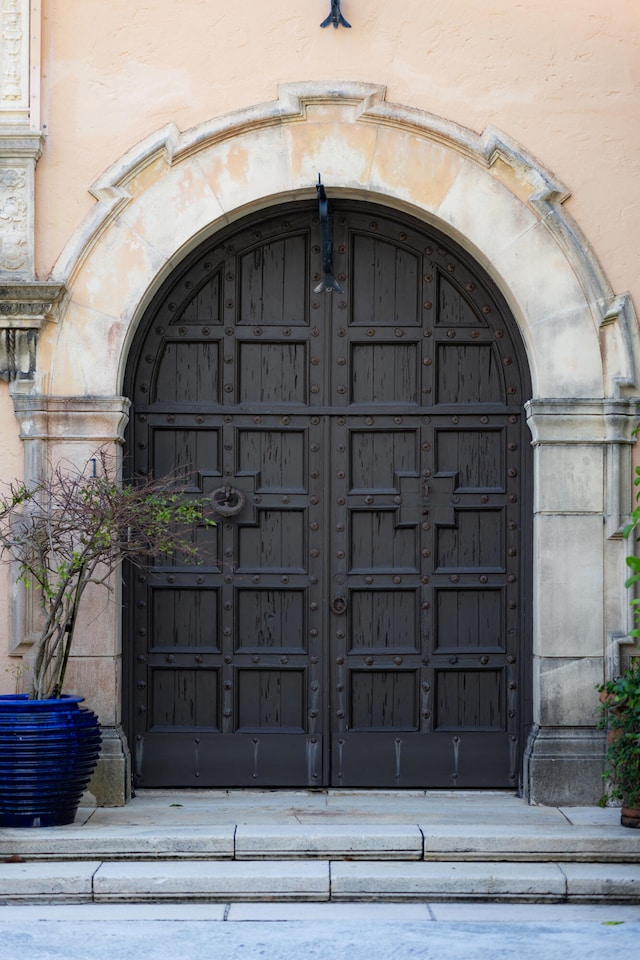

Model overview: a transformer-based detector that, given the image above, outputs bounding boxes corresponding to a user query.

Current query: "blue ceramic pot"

[0,695,101,827]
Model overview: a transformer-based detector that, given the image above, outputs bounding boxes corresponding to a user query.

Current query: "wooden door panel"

[348,590,419,652]
[179,272,223,324]
[154,341,222,404]
[351,234,421,327]
[150,668,219,730]
[152,426,221,484]
[434,669,504,730]
[436,343,504,405]
[434,429,504,489]
[436,274,485,328]
[237,429,307,491]
[433,588,504,652]
[351,343,419,404]
[151,588,220,651]
[349,671,419,730]
[349,510,418,572]
[125,201,530,790]
[236,589,306,652]
[349,430,417,491]
[237,510,306,571]
[435,509,504,570]
[239,235,308,326]
[237,342,308,404]
[236,669,306,732]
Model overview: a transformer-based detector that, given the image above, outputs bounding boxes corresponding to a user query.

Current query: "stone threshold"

[0,860,638,904]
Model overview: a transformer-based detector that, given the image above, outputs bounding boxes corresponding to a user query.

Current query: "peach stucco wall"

[36,1,639,314]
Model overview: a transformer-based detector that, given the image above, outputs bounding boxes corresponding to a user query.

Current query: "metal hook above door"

[315,175,344,294]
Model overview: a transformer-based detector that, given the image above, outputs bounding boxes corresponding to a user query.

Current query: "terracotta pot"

[620,805,640,829]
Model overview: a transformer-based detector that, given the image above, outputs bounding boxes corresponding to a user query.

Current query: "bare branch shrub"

[0,449,216,699]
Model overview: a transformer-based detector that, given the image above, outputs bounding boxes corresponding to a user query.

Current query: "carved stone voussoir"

[0,281,65,380]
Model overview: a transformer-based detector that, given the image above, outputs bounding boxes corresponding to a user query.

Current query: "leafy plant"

[598,662,640,807]
[0,449,216,700]
[597,460,640,808]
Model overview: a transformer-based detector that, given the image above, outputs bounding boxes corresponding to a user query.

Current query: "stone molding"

[0,280,64,380]
[525,399,638,445]
[11,394,131,442]
[10,393,130,477]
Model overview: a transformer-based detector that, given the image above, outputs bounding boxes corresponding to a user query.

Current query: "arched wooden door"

[124,201,531,789]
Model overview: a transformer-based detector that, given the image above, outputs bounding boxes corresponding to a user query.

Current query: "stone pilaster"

[523,398,637,804]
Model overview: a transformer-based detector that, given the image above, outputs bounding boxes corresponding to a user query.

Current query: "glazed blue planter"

[0,695,101,827]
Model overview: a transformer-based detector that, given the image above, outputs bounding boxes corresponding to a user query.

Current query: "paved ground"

[1,902,639,960]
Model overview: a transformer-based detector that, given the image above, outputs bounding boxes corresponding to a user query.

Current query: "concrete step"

[2,821,639,863]
[0,858,638,904]
[2,793,638,903]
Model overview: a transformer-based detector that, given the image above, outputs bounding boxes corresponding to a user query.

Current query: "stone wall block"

[284,119,377,192]
[62,656,121,728]
[533,514,604,658]
[120,154,225,262]
[369,127,463,214]
[534,444,604,514]
[86,725,131,807]
[435,157,539,272]
[524,725,605,805]
[534,656,604,727]
[196,124,293,217]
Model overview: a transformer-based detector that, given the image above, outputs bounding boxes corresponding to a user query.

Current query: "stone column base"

[86,725,131,807]
[523,725,606,805]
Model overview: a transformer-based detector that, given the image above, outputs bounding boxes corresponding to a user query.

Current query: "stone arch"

[17,82,639,804]
[45,81,639,404]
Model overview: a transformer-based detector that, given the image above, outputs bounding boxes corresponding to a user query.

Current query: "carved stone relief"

[0,166,28,272]
[0,132,43,278]
[0,0,28,114]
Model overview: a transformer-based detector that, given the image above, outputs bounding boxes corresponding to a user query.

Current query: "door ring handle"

[331,595,348,615]
[211,484,246,517]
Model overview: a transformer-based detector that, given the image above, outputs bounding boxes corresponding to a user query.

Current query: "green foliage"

[0,449,216,700]
[624,463,640,642]
[597,455,640,807]
[597,661,640,807]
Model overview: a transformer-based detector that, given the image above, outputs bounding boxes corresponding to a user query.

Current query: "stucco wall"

[36,1,639,315]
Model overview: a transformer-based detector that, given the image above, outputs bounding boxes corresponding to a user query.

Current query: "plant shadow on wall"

[0,449,216,826]
[598,447,640,829]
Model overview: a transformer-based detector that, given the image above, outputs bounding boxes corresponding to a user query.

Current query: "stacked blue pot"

[0,695,102,827]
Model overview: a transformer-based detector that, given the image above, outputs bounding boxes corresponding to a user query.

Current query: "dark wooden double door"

[125,202,530,789]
